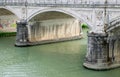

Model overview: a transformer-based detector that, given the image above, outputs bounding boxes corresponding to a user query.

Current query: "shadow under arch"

[27,8,92,29]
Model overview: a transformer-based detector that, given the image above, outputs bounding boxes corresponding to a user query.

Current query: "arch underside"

[27,11,84,44]
[27,8,92,29]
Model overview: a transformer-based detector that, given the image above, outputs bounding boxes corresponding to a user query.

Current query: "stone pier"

[83,32,110,70]
[15,20,29,46]
[84,30,120,70]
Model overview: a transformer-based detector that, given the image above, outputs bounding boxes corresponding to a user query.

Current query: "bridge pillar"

[83,32,109,70]
[15,20,29,46]
[106,28,120,70]
[83,8,116,70]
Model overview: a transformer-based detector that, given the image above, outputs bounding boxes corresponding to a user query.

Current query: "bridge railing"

[0,0,26,6]
[0,0,120,7]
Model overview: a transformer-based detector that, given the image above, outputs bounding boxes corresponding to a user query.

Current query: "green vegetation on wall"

[0,32,16,37]
[81,23,89,29]
[10,23,17,27]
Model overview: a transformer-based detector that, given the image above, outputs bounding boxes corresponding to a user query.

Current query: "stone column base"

[83,62,120,70]
[83,32,111,70]
[15,42,29,47]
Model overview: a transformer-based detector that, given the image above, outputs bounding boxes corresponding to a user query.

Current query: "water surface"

[0,29,120,77]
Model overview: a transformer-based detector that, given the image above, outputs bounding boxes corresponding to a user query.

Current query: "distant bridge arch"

[0,7,20,19]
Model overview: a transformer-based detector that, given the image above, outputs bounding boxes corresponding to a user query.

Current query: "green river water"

[0,29,120,77]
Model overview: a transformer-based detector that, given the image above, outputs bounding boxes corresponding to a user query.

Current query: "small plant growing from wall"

[81,23,89,29]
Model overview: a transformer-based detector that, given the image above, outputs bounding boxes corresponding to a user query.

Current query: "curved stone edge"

[83,62,120,71]
[15,36,82,47]
[15,43,30,47]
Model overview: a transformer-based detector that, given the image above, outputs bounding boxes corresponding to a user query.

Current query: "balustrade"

[0,0,119,7]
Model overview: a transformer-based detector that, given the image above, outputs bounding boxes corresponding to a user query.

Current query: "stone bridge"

[1,0,120,70]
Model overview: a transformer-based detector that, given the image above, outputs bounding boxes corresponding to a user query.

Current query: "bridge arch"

[0,7,20,19]
[27,8,92,29]
[107,16,120,32]
[0,7,20,32]
[110,16,120,23]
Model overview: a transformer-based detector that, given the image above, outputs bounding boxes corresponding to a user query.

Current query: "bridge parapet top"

[0,0,120,8]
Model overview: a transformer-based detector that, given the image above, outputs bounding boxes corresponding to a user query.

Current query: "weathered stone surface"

[15,20,29,46]
[83,32,110,70]
[84,26,120,70]
[28,18,81,42]
[107,26,120,64]
[15,19,82,46]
